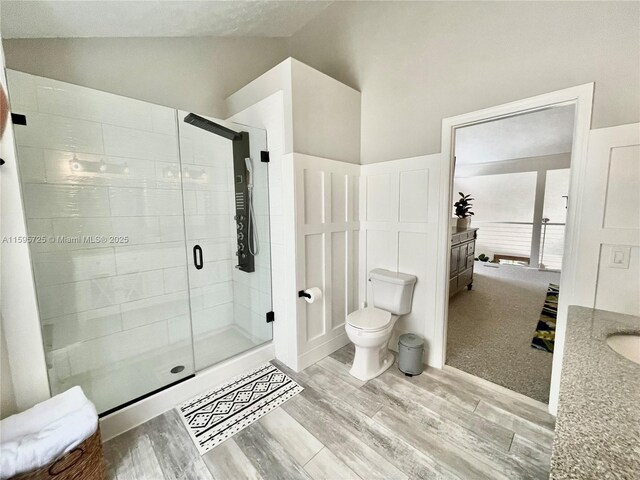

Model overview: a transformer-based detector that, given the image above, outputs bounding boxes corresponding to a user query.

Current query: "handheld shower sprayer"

[244,157,253,187]
[245,157,259,256]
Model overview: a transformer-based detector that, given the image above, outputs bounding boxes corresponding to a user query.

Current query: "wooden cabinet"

[449,228,478,297]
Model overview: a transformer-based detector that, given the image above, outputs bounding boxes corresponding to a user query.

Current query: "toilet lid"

[347,307,392,331]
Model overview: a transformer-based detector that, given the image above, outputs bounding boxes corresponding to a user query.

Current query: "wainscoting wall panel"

[294,154,360,370]
[574,123,640,316]
[359,154,441,365]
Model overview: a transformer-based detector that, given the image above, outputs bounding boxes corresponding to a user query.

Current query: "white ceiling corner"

[0,1,333,39]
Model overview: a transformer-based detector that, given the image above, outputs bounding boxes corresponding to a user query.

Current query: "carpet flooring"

[446,263,560,403]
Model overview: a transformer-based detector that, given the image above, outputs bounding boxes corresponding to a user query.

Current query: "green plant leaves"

[453,191,474,218]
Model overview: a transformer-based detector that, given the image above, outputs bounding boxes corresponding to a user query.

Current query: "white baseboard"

[100,342,275,441]
[295,332,350,372]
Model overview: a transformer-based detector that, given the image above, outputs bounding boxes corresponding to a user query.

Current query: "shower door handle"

[193,245,203,270]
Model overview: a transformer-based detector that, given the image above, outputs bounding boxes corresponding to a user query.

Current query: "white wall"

[359,154,441,364]
[7,2,637,167]
[290,61,361,164]
[2,37,289,120]
[227,60,294,151]
[227,58,361,164]
[227,59,362,371]
[287,1,640,163]
[0,318,17,419]
[596,245,640,315]
[0,39,18,420]
[0,45,50,413]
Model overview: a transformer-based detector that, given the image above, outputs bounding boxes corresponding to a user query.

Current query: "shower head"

[183,113,240,141]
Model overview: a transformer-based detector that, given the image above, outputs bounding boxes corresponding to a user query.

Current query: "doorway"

[435,84,594,413]
[445,106,575,403]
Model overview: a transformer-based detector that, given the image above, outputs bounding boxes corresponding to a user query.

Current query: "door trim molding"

[434,84,594,415]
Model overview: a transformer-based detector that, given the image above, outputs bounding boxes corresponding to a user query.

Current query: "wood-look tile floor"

[104,344,555,480]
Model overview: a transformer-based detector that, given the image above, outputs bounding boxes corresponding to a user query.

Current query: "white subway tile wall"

[8,71,272,413]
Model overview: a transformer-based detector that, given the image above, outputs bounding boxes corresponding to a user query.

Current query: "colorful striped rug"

[531,283,559,353]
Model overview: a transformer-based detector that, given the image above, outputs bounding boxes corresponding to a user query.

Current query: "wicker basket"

[10,428,105,480]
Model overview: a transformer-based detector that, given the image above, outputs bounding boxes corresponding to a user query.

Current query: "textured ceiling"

[455,105,576,165]
[0,1,333,38]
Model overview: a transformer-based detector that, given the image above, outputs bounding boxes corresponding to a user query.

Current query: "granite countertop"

[550,306,640,479]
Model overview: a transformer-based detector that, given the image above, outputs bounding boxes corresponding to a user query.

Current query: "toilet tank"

[369,269,417,315]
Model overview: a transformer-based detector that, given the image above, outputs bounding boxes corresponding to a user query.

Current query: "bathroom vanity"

[550,306,640,479]
[449,227,478,297]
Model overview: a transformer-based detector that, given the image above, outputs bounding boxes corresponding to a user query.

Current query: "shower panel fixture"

[184,113,256,273]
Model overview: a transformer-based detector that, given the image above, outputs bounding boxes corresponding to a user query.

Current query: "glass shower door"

[7,70,195,415]
[178,112,272,371]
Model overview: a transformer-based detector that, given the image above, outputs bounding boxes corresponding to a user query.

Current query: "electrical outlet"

[608,245,631,269]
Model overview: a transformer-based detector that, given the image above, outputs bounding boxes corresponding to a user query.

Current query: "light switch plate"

[608,245,631,269]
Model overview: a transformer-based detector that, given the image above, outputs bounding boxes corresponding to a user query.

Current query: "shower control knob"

[234,215,245,222]
[236,223,244,230]
[237,232,244,241]
[237,244,245,253]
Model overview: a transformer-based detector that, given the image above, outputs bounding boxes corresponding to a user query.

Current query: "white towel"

[0,386,89,445]
[0,387,98,479]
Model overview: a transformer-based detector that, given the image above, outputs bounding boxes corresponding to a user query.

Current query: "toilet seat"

[346,307,392,332]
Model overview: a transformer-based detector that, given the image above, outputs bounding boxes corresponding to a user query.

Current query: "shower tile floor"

[53,325,267,414]
[104,344,555,480]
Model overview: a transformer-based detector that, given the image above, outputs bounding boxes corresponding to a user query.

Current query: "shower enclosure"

[6,70,273,415]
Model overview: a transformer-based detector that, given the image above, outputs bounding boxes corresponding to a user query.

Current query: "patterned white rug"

[177,363,303,454]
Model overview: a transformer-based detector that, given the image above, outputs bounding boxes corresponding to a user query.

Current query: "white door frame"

[433,84,594,415]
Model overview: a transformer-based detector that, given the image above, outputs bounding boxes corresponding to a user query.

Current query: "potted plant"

[454,192,474,229]
[476,253,490,262]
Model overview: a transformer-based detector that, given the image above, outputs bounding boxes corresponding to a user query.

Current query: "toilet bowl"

[346,269,417,381]
[346,307,399,381]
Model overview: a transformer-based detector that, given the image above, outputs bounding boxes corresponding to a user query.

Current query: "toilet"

[346,269,417,381]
